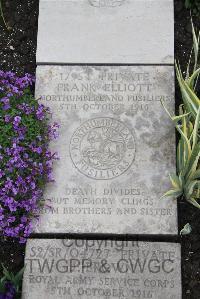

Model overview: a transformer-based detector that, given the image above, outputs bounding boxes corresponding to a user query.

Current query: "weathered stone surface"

[22,239,182,299]
[34,65,177,235]
[36,0,174,64]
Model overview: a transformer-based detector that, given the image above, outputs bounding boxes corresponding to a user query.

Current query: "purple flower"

[4,115,11,123]
[11,85,19,94]
[48,122,60,139]
[36,104,45,120]
[7,216,16,223]
[0,70,59,242]
[1,97,10,110]
[4,178,13,190]
[13,116,21,128]
[0,282,16,299]
[17,103,34,115]
[0,169,4,178]
[21,216,27,223]
[36,147,42,154]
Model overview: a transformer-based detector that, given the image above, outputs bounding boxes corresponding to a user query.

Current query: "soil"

[0,0,38,75]
[0,0,200,298]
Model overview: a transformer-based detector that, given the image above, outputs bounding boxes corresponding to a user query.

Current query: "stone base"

[22,239,182,299]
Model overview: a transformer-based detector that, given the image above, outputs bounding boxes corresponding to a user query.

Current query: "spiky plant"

[163,21,200,209]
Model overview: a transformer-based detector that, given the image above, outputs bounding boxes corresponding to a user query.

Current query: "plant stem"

[0,0,9,30]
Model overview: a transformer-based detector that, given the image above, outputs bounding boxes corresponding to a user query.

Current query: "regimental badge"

[70,118,136,180]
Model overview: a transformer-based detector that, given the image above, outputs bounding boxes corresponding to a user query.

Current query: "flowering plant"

[0,265,24,299]
[0,281,16,299]
[0,71,59,242]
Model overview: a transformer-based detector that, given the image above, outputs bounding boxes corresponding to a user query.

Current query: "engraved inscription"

[89,0,125,7]
[70,118,135,180]
[22,240,182,299]
[34,66,177,235]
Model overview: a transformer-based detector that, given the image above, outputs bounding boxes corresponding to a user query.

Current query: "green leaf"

[0,276,6,292]
[177,140,183,173]
[184,81,200,108]
[188,67,200,88]
[12,267,24,289]
[2,264,12,281]
[185,180,199,200]
[189,169,200,180]
[175,64,198,117]
[180,82,199,117]
[185,143,200,179]
[162,189,183,199]
[180,223,192,235]
[188,120,194,138]
[161,101,190,124]
[192,106,200,147]
[172,113,191,122]
[0,0,10,30]
[185,0,191,9]
[191,20,199,72]
[169,174,182,189]
[176,124,191,160]
[187,197,200,209]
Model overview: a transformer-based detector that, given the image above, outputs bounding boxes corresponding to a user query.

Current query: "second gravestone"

[22,239,182,299]
[34,65,177,235]
[36,0,174,64]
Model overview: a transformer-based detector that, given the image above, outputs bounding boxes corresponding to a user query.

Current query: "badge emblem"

[70,118,135,180]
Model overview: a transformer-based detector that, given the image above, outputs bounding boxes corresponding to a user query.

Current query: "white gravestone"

[34,65,177,235]
[22,239,182,299]
[36,0,174,64]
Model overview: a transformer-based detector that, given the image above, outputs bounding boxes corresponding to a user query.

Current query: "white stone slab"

[36,0,174,64]
[34,65,177,235]
[22,239,182,299]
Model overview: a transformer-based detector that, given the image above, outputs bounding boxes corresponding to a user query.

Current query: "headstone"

[34,65,177,235]
[36,0,174,64]
[22,239,182,299]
